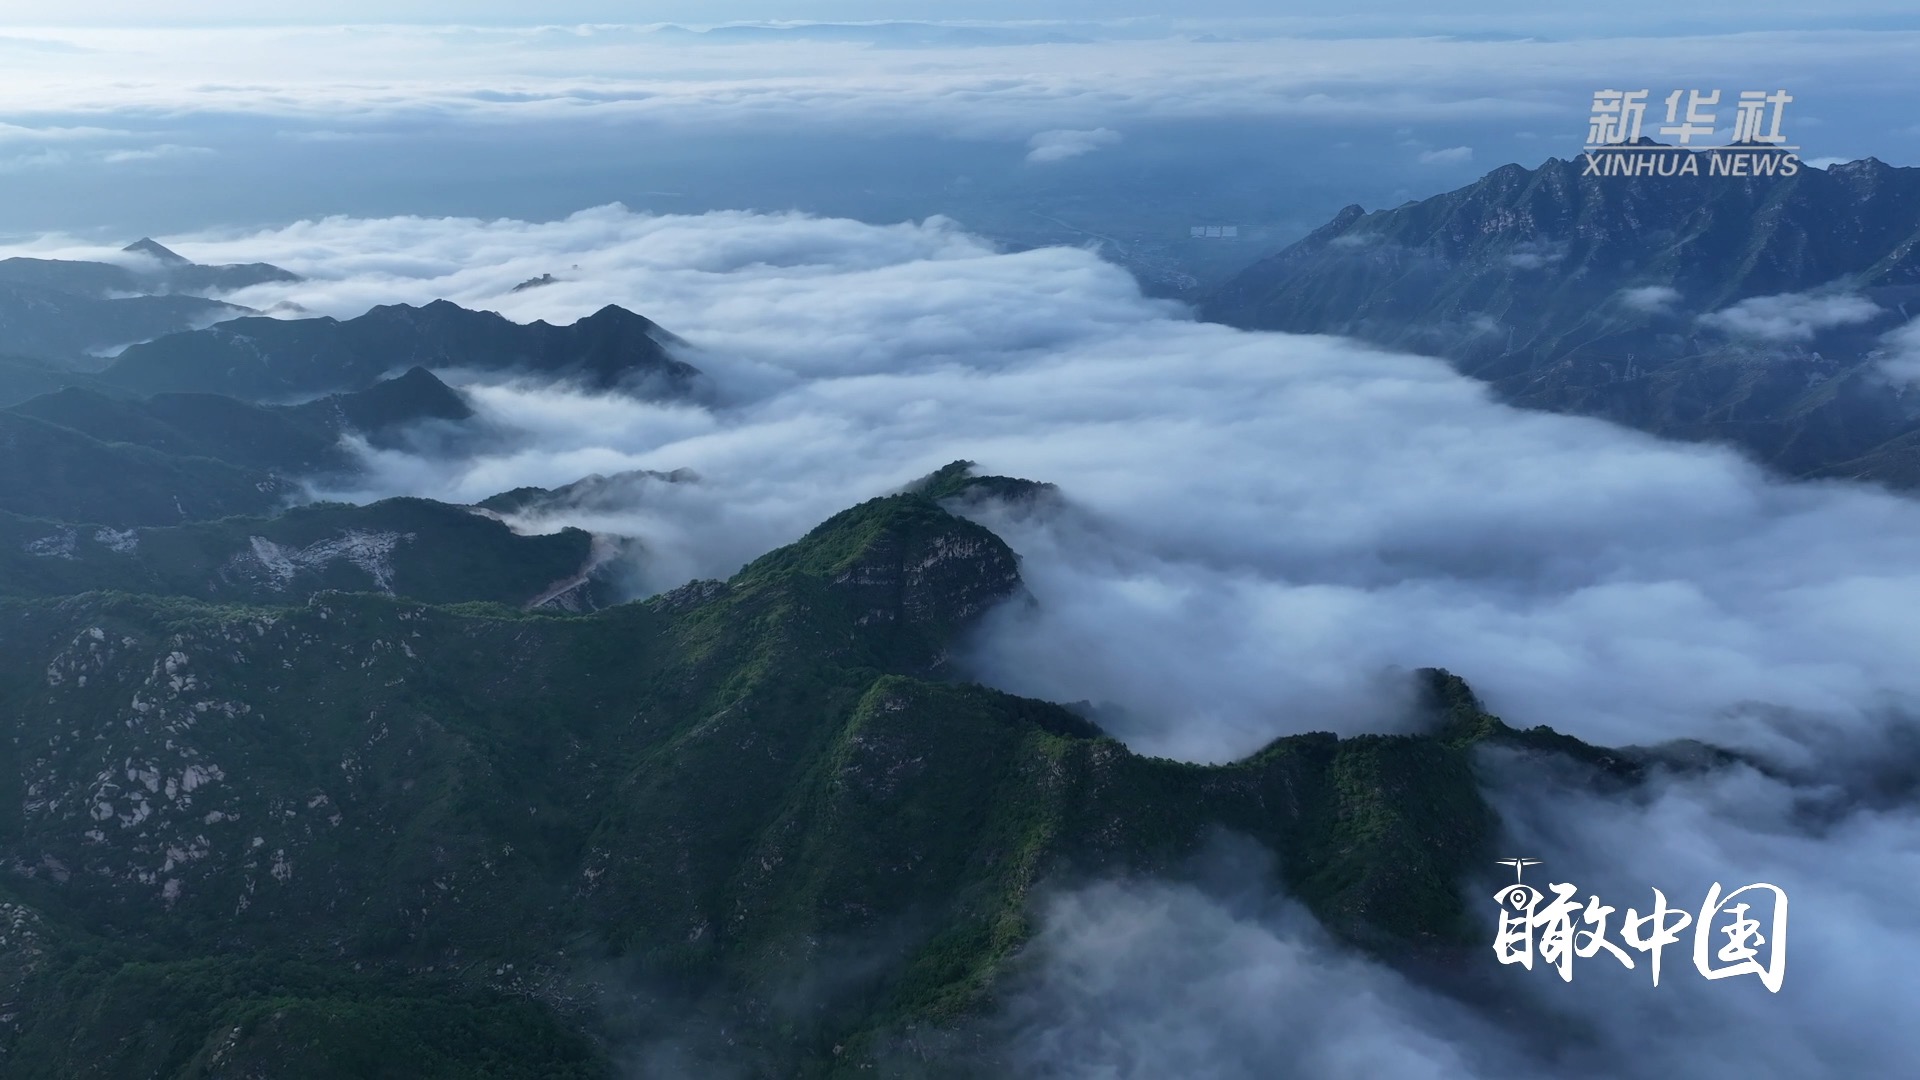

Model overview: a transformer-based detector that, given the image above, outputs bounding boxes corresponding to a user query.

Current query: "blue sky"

[8,1,1920,28]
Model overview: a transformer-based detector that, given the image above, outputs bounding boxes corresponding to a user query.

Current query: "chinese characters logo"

[1492,858,1788,992]
[1582,89,1801,178]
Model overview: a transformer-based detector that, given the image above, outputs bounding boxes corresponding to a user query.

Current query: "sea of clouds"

[0,7,1914,1073]
[82,205,1919,757]
[11,205,1916,1077]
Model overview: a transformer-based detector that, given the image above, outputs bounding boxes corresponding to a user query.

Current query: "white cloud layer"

[28,205,1917,764]
[0,17,1908,225]
[1877,316,1920,383]
[1001,738,1920,1079]
[998,853,1519,1079]
[1698,290,1882,342]
[15,205,1914,1074]
[0,22,1909,139]
[1419,144,1473,165]
[1618,284,1680,312]
[1025,127,1120,163]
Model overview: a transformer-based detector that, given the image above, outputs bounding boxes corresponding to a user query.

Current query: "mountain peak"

[736,493,1023,672]
[329,366,473,434]
[474,467,694,516]
[1205,151,1920,488]
[123,237,191,266]
[103,297,703,399]
[1826,156,1894,181]
[909,459,1060,506]
[582,303,658,327]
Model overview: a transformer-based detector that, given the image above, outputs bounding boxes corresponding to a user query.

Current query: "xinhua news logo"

[1582,89,1802,178]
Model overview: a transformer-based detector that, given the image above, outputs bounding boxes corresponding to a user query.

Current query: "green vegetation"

[0,410,292,526]
[2,949,598,1079]
[908,459,1058,505]
[0,476,1617,1076]
[0,498,601,607]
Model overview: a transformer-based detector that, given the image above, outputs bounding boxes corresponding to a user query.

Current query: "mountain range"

[0,498,614,610]
[0,285,699,627]
[0,366,484,528]
[0,460,1642,1076]
[0,239,298,298]
[1205,154,1920,488]
[101,301,702,400]
[0,240,299,365]
[0,237,1641,1069]
[0,185,1865,1074]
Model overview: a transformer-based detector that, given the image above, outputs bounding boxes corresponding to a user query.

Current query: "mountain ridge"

[1205,154,1920,487]
[0,249,298,300]
[0,464,1668,1074]
[0,368,480,527]
[123,238,192,266]
[102,300,702,401]
[0,283,248,365]
[0,497,614,610]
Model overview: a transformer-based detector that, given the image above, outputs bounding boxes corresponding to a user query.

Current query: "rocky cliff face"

[824,500,1023,656]
[1205,155,1920,487]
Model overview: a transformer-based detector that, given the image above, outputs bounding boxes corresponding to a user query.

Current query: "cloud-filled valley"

[10,204,1918,1077]
[2,4,1915,1073]
[43,205,1920,761]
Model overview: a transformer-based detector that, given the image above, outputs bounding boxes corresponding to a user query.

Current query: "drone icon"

[1495,857,1543,882]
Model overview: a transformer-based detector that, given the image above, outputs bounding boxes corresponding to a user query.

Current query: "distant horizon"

[0,15,1912,240]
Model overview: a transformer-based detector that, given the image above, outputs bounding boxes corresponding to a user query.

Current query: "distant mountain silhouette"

[0,283,245,363]
[4,365,476,478]
[122,237,192,266]
[0,243,302,361]
[101,299,703,401]
[1206,155,1920,488]
[0,246,298,298]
